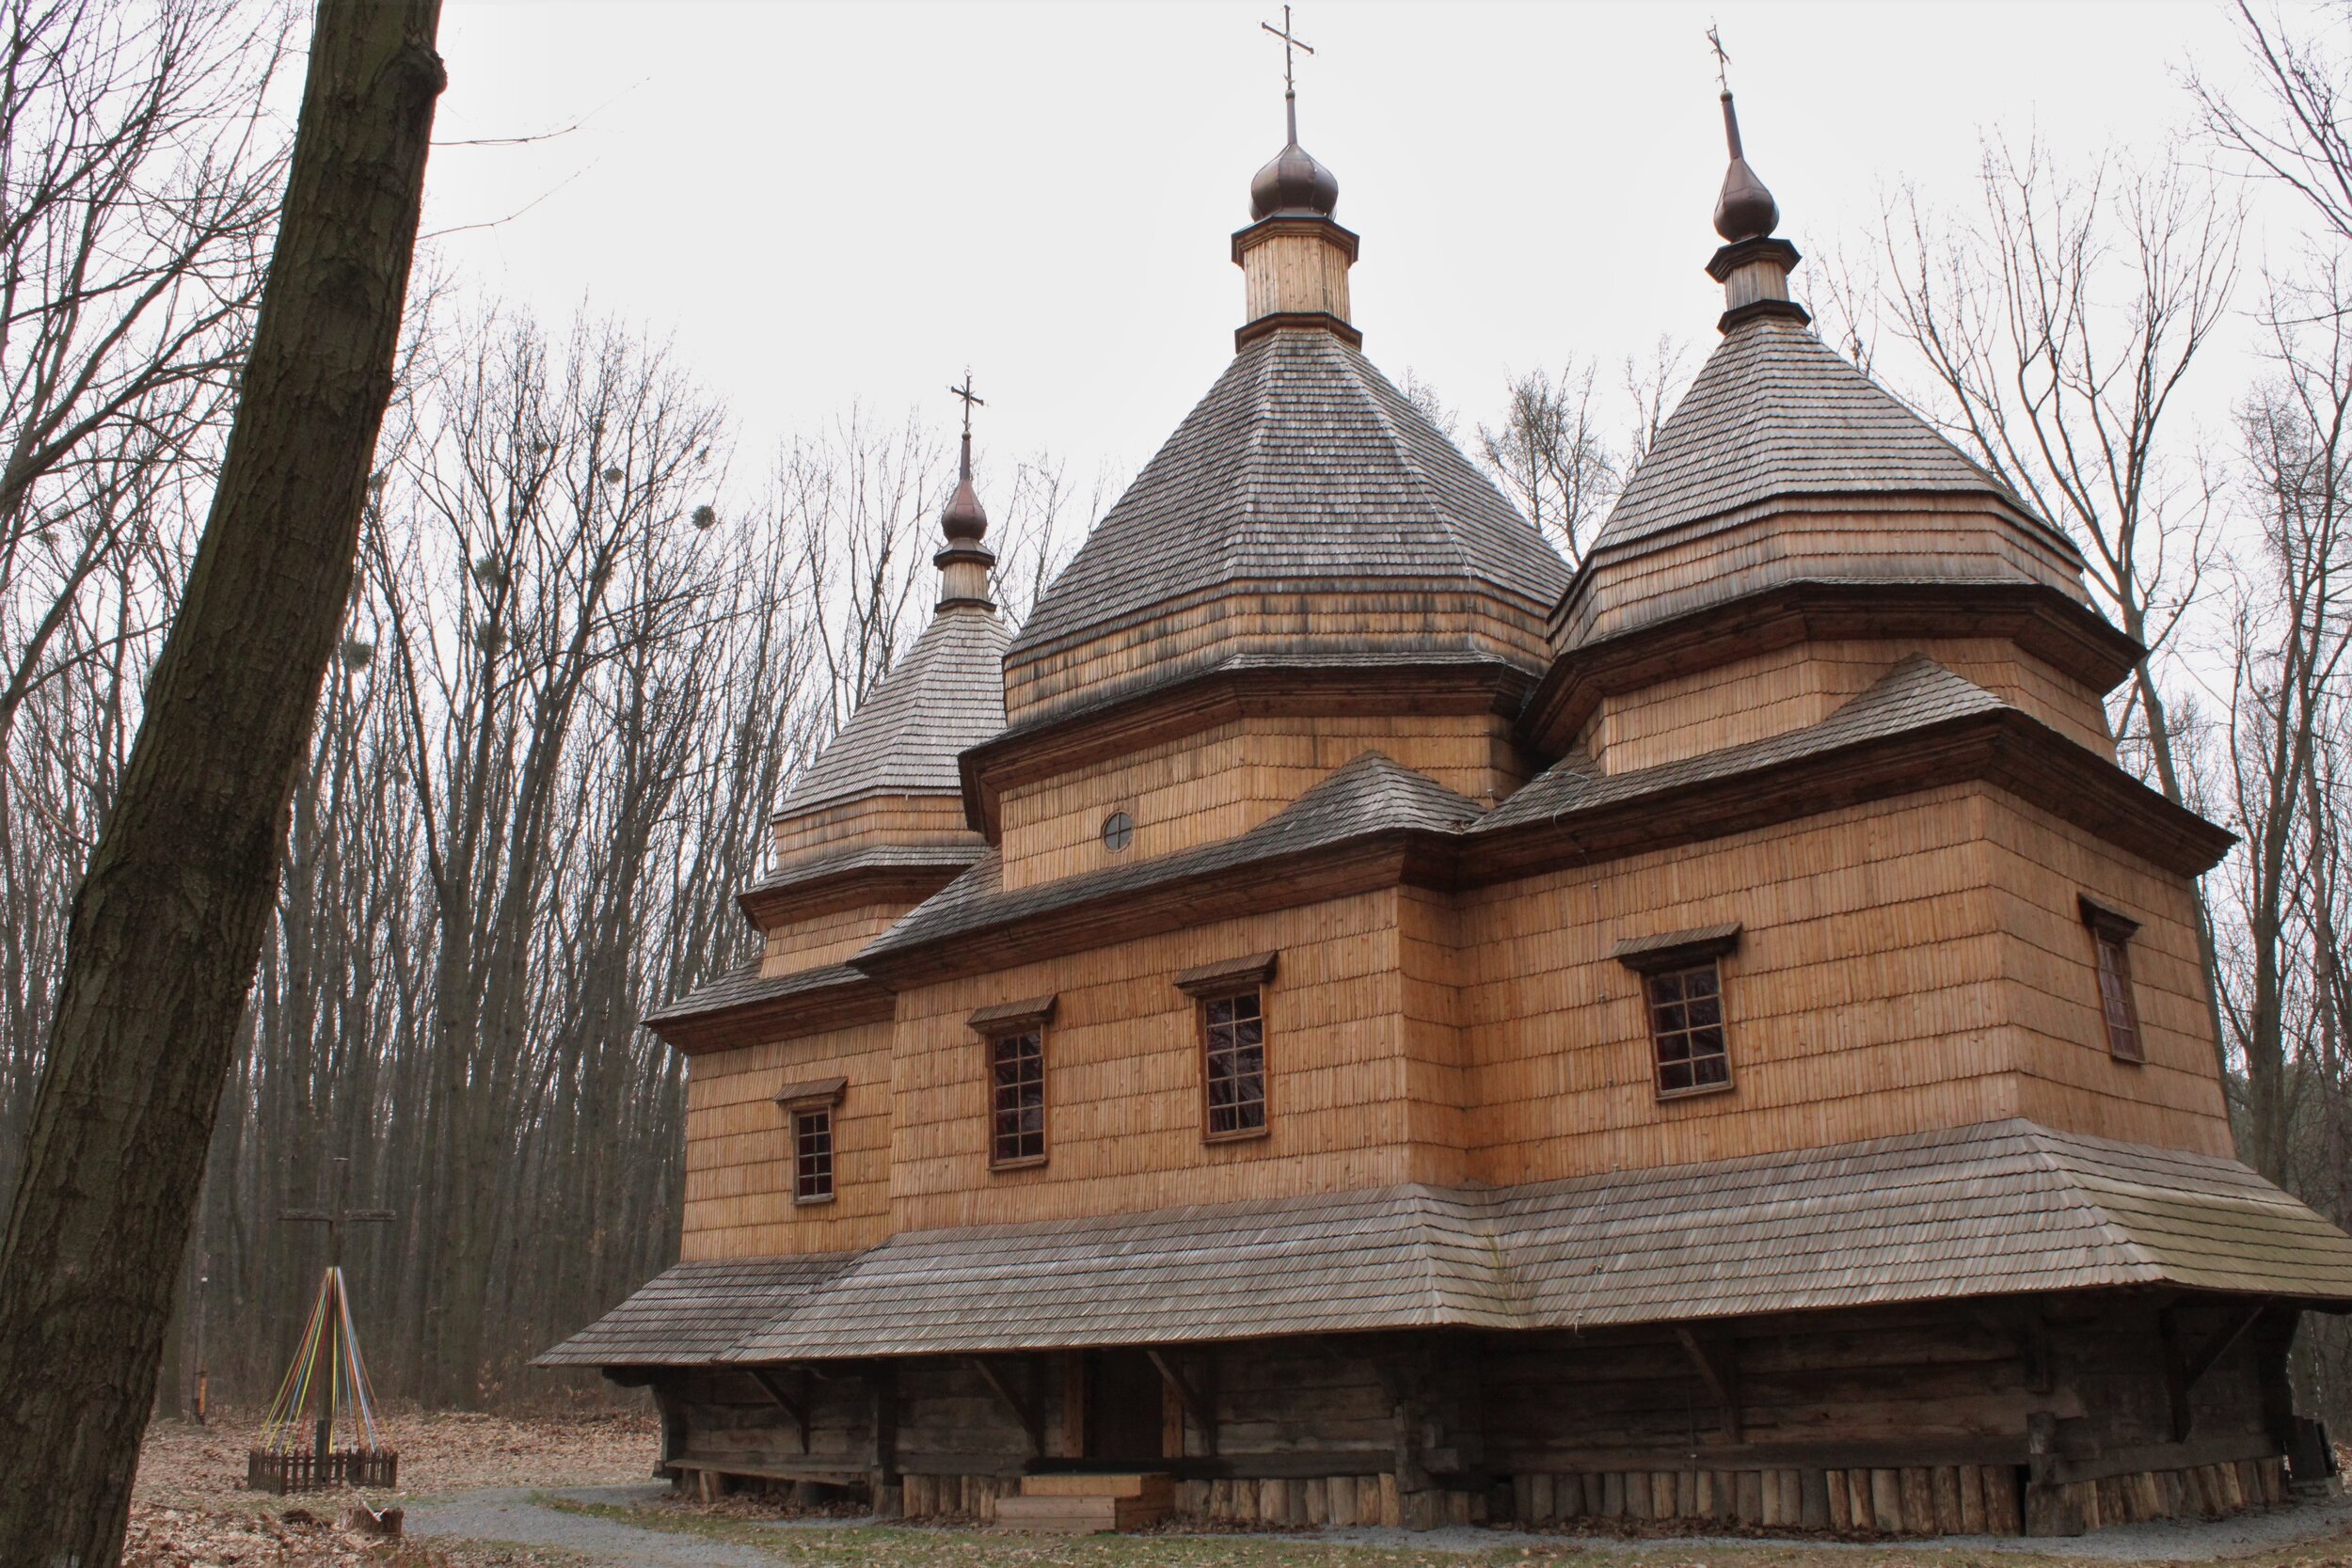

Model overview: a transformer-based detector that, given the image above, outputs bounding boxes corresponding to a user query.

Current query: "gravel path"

[404,1483,815,1567]
[400,1481,2352,1565]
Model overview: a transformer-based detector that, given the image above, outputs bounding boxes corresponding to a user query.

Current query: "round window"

[1101,810,1135,853]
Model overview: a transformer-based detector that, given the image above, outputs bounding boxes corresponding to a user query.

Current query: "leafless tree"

[0,0,440,1560]
[1477,358,1618,564]
[0,0,292,753]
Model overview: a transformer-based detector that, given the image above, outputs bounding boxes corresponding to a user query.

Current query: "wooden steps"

[992,1473,1172,1534]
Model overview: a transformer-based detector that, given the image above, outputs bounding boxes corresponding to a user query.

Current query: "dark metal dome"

[942,464,987,543]
[1713,157,1778,242]
[1710,90,1778,243]
[1249,139,1339,220]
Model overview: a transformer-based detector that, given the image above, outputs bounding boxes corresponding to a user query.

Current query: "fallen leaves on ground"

[135,1404,659,1504]
[123,1406,655,1567]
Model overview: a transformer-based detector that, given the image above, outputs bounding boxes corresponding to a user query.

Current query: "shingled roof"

[1008,327,1567,673]
[857,750,1484,967]
[1590,316,2055,558]
[778,604,1009,816]
[539,1119,2352,1366]
[1479,654,2003,832]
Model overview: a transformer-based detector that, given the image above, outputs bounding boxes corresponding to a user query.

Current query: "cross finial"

[946,370,984,443]
[1707,21,1732,94]
[1261,5,1314,144]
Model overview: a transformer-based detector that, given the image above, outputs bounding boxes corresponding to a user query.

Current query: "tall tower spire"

[1700,30,1808,335]
[936,372,995,611]
[1234,8,1359,348]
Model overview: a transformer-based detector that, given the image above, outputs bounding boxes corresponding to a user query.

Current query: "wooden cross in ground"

[281,1156,393,1271]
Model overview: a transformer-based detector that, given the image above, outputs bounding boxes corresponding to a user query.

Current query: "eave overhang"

[736,844,987,930]
[961,655,1534,840]
[644,964,896,1056]
[1519,578,2146,755]
[880,704,2233,990]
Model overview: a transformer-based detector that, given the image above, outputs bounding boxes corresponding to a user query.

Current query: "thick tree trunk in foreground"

[0,2,442,1561]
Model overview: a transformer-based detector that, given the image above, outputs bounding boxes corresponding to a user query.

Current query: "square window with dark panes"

[990,1029,1046,1166]
[1646,961,1731,1096]
[1202,989,1267,1137]
[793,1107,834,1201]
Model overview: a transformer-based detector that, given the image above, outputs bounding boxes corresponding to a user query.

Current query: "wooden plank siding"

[691,778,2229,1253]
[762,900,920,974]
[1578,638,2115,776]
[682,1020,896,1259]
[650,1299,2286,1529]
[1004,592,1550,724]
[1556,503,2088,650]
[1455,782,2232,1186]
[1983,797,2234,1146]
[996,712,1525,892]
[886,890,1419,1231]
[770,792,974,863]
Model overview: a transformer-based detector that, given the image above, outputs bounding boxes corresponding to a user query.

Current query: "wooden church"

[544,62,2352,1538]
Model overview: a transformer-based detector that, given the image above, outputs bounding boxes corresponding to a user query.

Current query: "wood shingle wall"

[887,890,1416,1231]
[1986,798,2233,1146]
[1559,503,2087,649]
[1006,592,1549,722]
[683,1020,894,1259]
[997,712,1524,891]
[1579,637,2115,775]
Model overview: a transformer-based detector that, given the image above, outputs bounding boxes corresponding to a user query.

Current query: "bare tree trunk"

[0,3,440,1560]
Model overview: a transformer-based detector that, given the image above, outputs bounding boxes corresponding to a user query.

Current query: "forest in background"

[7,0,2352,1419]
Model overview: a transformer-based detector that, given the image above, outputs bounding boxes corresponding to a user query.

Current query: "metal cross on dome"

[1261,5,1313,99]
[1707,20,1732,92]
[946,370,984,441]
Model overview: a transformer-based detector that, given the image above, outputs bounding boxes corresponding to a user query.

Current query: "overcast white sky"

[414,1,2275,509]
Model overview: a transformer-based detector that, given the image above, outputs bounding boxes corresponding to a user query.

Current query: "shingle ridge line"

[1343,342,1477,575]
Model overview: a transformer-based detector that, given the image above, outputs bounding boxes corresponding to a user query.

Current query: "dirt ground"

[117,1412,2352,1568]
[126,1406,658,1566]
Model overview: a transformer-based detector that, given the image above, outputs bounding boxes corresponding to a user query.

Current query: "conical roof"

[780,605,1009,815]
[1008,328,1567,689]
[1590,315,2040,557]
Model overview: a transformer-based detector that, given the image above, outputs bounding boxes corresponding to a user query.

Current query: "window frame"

[2078,896,2147,1064]
[773,1075,846,1207]
[969,995,1057,1172]
[1197,987,1270,1141]
[791,1106,834,1204]
[1613,924,1741,1102]
[1175,953,1278,1145]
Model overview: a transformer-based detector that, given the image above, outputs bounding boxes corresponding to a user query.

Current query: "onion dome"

[942,432,988,543]
[1712,91,1778,242]
[1250,138,1340,219]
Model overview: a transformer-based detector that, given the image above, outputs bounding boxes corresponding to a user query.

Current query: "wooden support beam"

[867,1363,900,1516]
[1146,1349,1216,1457]
[1673,1326,1742,1443]
[970,1356,1044,1456]
[2160,1302,2266,1441]
[745,1367,811,1454]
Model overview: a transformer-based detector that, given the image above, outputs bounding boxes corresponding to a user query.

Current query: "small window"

[793,1108,834,1202]
[2081,898,2145,1063]
[1102,810,1135,852]
[1201,990,1268,1139]
[1613,924,1741,1101]
[989,1029,1047,1167]
[1645,962,1732,1096]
